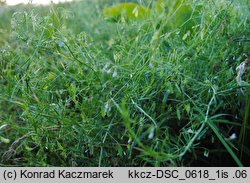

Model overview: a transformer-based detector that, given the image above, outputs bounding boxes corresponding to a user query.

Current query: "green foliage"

[103,0,200,33]
[156,0,198,25]
[0,0,249,167]
[103,2,151,20]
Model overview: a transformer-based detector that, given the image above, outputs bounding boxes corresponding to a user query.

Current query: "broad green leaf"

[103,3,151,20]
[170,1,199,32]
[155,0,201,32]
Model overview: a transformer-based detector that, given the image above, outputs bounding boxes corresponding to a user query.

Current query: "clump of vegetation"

[0,0,249,166]
[103,2,151,20]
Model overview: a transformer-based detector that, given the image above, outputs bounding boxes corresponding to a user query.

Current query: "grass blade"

[207,120,244,167]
